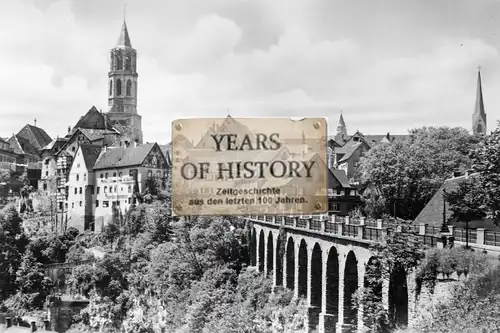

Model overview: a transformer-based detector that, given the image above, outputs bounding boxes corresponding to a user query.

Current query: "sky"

[1,0,500,144]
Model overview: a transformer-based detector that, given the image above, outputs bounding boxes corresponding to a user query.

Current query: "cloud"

[0,0,500,144]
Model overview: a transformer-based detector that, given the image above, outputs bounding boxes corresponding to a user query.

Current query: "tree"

[468,126,500,225]
[359,127,478,219]
[445,178,486,224]
[0,168,10,183]
[3,250,54,313]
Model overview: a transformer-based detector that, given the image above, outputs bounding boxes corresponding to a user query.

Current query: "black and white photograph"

[1,1,500,333]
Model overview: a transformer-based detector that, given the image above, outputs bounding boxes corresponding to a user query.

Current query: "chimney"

[67,126,71,133]
[30,321,37,332]
[6,317,12,328]
[43,320,50,331]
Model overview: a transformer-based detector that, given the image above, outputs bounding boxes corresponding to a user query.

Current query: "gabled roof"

[41,137,68,151]
[80,144,103,170]
[330,169,352,189]
[8,134,40,157]
[116,20,132,48]
[72,106,115,131]
[17,124,52,149]
[93,143,157,170]
[338,142,362,163]
[414,173,480,226]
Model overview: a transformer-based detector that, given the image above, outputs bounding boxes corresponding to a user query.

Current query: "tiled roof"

[93,143,156,170]
[8,135,39,157]
[17,124,52,149]
[41,137,67,151]
[414,173,480,227]
[73,106,114,131]
[338,142,362,163]
[330,169,352,188]
[80,144,103,170]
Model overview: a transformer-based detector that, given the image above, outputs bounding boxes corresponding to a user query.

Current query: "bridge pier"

[250,219,416,333]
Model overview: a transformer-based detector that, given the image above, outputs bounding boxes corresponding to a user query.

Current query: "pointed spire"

[474,68,486,116]
[339,111,346,127]
[116,20,132,48]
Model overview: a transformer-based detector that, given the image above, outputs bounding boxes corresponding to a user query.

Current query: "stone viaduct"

[246,214,500,333]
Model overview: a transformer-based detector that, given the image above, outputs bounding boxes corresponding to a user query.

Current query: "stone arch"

[325,247,339,333]
[363,256,383,329]
[286,237,295,289]
[310,243,322,307]
[343,251,358,327]
[298,239,308,297]
[116,79,122,96]
[310,243,323,330]
[267,231,274,275]
[250,228,257,266]
[389,264,408,327]
[126,79,132,96]
[275,233,283,286]
[258,230,265,272]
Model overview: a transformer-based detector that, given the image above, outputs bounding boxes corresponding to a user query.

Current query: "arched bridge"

[246,214,500,333]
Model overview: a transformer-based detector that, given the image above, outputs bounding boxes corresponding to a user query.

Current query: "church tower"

[472,69,487,136]
[335,111,348,143]
[107,20,143,144]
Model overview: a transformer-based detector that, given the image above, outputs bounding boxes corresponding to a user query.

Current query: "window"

[121,186,124,192]
[333,203,339,211]
[45,159,50,165]
[100,173,104,179]
[90,185,94,195]
[77,163,80,168]
[96,200,99,207]
[119,172,123,177]
[72,202,75,208]
[147,170,152,178]
[109,80,113,96]
[126,79,132,96]
[43,183,47,191]
[59,202,63,210]
[125,55,131,70]
[79,201,82,207]
[116,79,122,96]
[128,197,131,204]
[113,172,117,177]
[103,201,109,208]
[74,188,77,194]
[128,186,131,193]
[116,201,121,206]
[79,187,82,194]
[353,137,359,142]
[109,186,113,193]
[76,174,79,181]
[104,186,108,193]
[129,169,137,177]
[84,173,86,181]
[72,147,76,152]
[45,171,48,176]
[116,55,123,70]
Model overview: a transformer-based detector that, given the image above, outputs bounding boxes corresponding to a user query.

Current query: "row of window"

[109,79,134,97]
[112,54,133,71]
[0,155,16,163]
[72,185,133,195]
[70,198,132,209]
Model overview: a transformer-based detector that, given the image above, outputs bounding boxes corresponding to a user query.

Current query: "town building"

[66,144,102,231]
[65,142,168,232]
[0,137,17,170]
[414,171,500,231]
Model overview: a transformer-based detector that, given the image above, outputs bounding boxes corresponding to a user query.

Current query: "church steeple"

[472,68,487,136]
[335,111,348,143]
[116,20,132,48]
[107,19,143,144]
